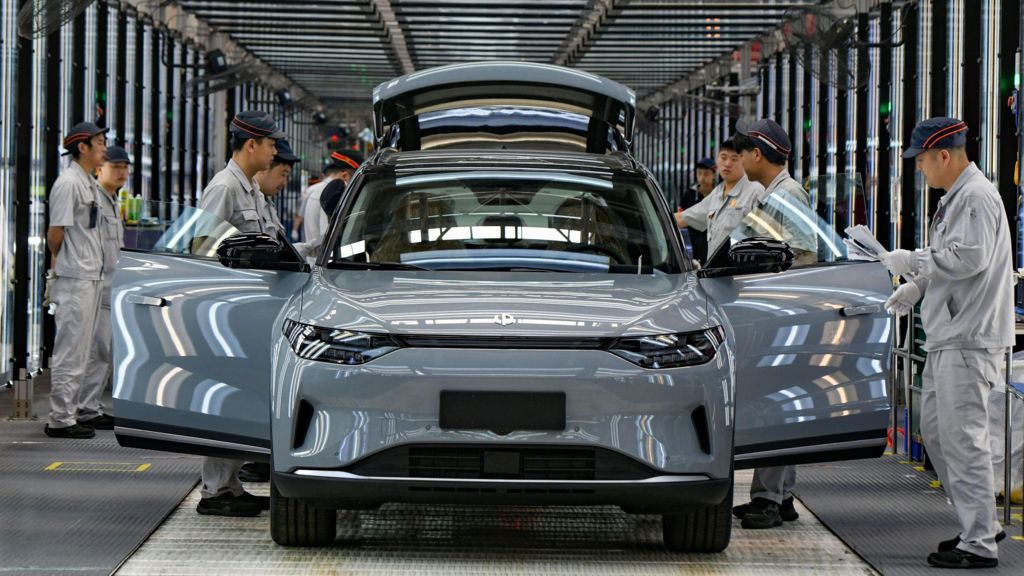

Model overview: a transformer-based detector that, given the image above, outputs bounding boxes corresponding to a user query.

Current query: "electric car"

[113,62,892,552]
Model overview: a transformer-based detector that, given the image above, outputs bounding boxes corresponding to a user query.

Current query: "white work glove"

[42,270,56,306]
[879,249,919,277]
[885,281,922,317]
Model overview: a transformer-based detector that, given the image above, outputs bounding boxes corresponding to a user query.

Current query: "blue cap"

[274,139,299,163]
[696,157,716,171]
[902,117,968,159]
[104,145,131,164]
[736,118,792,163]
[229,110,286,140]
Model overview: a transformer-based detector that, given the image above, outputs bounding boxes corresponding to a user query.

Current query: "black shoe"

[196,493,262,517]
[937,531,1007,553]
[927,549,998,569]
[44,424,95,439]
[238,462,270,483]
[237,490,270,511]
[734,496,799,522]
[78,414,114,430]
[740,497,783,529]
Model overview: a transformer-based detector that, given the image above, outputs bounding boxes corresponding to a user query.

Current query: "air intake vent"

[292,399,315,449]
[344,444,656,481]
[691,405,711,455]
[409,447,597,480]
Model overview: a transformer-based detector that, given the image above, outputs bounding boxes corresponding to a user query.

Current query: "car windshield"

[326,170,681,274]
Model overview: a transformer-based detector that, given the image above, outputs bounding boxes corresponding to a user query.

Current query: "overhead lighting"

[313,111,327,124]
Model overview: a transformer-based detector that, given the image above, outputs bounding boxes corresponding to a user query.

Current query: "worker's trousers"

[48,277,102,428]
[750,465,796,505]
[921,348,1003,559]
[77,280,113,420]
[201,457,245,499]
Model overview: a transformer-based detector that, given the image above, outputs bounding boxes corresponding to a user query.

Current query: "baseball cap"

[735,118,792,164]
[229,110,286,140]
[901,117,969,159]
[63,122,109,152]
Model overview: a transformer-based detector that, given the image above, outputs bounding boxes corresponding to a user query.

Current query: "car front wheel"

[661,473,733,553]
[270,478,337,546]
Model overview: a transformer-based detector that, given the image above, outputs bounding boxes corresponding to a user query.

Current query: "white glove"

[879,249,919,277]
[885,281,922,317]
[42,270,56,306]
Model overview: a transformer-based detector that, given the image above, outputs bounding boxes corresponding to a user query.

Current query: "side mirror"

[216,232,283,269]
[698,236,794,278]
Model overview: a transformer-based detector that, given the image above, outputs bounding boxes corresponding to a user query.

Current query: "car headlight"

[283,319,399,365]
[608,326,725,369]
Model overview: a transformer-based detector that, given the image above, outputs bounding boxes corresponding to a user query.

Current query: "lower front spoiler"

[273,470,731,514]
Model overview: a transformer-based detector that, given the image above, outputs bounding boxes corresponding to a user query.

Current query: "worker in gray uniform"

[882,117,1013,569]
[76,145,131,430]
[674,138,764,263]
[728,118,816,529]
[236,138,299,485]
[195,110,284,517]
[44,122,110,439]
[296,150,363,262]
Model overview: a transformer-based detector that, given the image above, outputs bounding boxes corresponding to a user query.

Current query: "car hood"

[297,270,708,338]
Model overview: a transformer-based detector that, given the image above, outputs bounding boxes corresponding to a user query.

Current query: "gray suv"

[113,62,892,553]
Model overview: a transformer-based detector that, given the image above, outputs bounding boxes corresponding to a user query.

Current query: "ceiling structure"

[176,0,829,113]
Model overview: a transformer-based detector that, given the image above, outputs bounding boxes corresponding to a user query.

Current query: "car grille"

[344,444,655,481]
[409,446,597,480]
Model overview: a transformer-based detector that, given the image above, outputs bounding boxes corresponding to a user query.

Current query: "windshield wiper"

[324,260,429,271]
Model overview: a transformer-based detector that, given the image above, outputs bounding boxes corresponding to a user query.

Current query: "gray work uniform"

[48,161,111,428]
[261,195,285,240]
[747,170,816,507]
[199,159,272,235]
[681,175,764,259]
[78,186,124,420]
[911,162,1014,559]
[196,159,267,499]
[295,178,332,263]
[751,171,817,264]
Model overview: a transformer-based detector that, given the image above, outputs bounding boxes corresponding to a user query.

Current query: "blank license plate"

[439,391,566,435]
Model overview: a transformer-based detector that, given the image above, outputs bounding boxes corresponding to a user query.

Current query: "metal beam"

[641,0,883,108]
[553,0,620,67]
[371,0,414,74]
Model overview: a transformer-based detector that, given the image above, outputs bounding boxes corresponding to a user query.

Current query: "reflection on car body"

[112,62,892,553]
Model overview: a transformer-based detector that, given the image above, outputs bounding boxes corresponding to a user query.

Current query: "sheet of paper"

[843,225,888,260]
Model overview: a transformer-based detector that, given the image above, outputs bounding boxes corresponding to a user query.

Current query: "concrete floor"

[116,469,876,576]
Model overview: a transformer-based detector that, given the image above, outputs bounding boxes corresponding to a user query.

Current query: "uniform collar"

[227,159,256,194]
[68,160,98,187]
[938,162,980,206]
[719,176,749,198]
[756,169,793,202]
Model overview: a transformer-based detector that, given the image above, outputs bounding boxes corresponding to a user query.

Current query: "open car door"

[112,203,308,461]
[699,175,892,468]
[372,61,636,153]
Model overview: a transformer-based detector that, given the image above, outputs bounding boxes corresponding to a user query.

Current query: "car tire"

[270,479,337,546]
[661,474,733,553]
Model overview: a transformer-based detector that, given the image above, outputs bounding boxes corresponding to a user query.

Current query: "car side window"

[707,174,868,269]
[122,201,239,258]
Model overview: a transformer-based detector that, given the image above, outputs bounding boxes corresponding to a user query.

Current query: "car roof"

[368,149,645,179]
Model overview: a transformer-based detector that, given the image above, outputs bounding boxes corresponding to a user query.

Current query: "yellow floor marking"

[1013,536,1024,541]
[930,480,941,488]
[43,461,152,473]
[914,466,926,472]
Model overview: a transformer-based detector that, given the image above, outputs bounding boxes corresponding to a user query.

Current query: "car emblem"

[494,313,516,326]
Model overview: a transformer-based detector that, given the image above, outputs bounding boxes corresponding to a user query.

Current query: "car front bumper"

[273,469,732,513]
